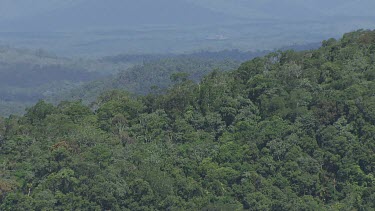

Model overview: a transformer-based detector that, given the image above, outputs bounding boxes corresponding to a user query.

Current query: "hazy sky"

[1,0,375,23]
[187,0,375,17]
[0,0,81,19]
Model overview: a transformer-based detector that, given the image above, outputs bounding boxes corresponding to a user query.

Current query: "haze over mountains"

[2,0,375,27]
[187,0,375,19]
[0,0,375,55]
[0,0,236,31]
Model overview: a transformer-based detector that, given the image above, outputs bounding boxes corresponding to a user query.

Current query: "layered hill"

[0,46,127,116]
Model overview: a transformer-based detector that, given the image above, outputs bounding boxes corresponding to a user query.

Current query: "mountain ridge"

[0,0,238,31]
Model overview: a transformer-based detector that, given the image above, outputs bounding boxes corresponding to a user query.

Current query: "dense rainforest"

[0,43,317,117]
[63,45,318,103]
[51,57,241,104]
[0,47,273,116]
[0,30,375,210]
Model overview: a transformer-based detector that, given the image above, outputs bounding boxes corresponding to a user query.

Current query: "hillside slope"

[1,30,375,210]
[49,50,275,104]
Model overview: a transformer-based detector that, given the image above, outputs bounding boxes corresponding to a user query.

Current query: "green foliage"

[1,30,375,210]
[55,57,240,105]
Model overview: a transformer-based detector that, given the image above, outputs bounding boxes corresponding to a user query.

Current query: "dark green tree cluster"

[54,57,240,104]
[1,30,375,210]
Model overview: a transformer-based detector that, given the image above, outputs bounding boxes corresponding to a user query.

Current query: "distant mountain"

[0,0,238,31]
[186,0,375,20]
[2,0,375,31]
[0,0,83,20]
[1,0,374,56]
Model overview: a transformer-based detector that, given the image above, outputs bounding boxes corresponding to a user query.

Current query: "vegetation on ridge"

[0,30,375,210]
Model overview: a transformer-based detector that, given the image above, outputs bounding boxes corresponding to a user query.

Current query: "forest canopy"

[0,30,375,210]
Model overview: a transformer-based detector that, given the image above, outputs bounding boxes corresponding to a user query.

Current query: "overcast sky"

[1,0,374,21]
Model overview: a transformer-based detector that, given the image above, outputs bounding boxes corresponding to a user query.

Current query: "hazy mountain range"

[1,0,375,31]
[187,0,375,19]
[0,0,374,55]
[0,0,236,31]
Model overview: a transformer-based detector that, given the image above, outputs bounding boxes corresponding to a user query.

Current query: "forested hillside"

[1,30,375,210]
[52,46,317,106]
[1,48,276,116]
[0,47,130,116]
[51,57,241,104]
